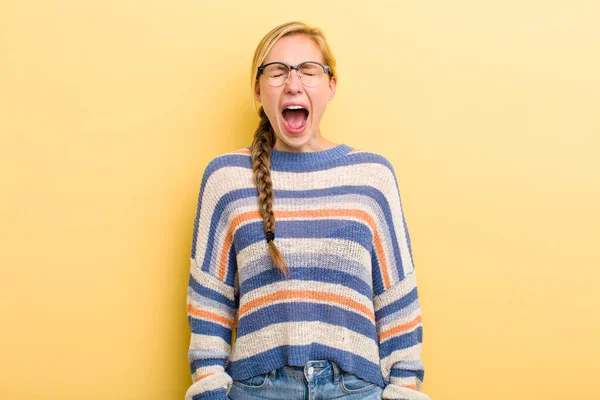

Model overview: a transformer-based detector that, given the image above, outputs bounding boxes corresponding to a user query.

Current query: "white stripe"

[190,333,231,354]
[271,162,392,191]
[195,364,225,377]
[230,321,379,365]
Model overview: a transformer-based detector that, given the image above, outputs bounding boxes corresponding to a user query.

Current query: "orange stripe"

[218,210,262,280]
[371,226,391,290]
[217,208,392,289]
[218,226,236,281]
[196,372,215,381]
[239,290,375,323]
[187,304,234,328]
[379,315,422,341]
[402,384,417,390]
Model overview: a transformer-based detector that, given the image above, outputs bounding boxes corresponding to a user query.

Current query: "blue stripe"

[225,244,236,286]
[190,358,225,375]
[379,326,423,359]
[207,147,392,173]
[235,302,377,339]
[391,367,424,382]
[374,287,419,320]
[188,275,237,309]
[189,316,232,338]
[371,245,386,296]
[241,266,372,299]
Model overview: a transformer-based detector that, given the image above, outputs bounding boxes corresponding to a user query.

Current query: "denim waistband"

[268,360,341,383]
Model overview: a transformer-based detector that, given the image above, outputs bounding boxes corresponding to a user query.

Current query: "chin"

[276,132,319,151]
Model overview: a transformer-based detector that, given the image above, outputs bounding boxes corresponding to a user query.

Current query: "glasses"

[257,61,331,87]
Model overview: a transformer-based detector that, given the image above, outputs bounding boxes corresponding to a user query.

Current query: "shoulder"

[200,146,252,178]
[196,146,253,194]
[204,146,251,172]
[345,146,398,184]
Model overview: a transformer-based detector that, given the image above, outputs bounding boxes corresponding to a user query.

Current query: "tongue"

[282,109,308,129]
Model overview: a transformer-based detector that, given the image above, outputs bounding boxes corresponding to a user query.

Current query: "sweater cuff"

[382,383,431,400]
[191,387,230,400]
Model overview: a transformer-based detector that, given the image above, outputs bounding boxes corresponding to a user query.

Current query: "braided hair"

[250,106,290,277]
[249,21,338,277]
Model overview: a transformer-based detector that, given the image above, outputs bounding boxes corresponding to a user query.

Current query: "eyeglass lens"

[263,62,325,87]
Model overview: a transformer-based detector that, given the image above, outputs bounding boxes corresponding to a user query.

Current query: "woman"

[185,21,430,400]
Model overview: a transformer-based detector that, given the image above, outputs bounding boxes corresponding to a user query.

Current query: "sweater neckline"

[270,143,352,166]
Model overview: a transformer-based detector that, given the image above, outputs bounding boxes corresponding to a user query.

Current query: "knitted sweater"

[185,143,430,400]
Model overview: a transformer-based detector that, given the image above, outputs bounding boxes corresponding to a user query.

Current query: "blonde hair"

[249,21,338,277]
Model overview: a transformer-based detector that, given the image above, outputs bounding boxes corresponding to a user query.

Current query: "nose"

[284,68,303,93]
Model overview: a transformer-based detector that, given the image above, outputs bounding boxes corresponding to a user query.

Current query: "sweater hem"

[226,344,385,388]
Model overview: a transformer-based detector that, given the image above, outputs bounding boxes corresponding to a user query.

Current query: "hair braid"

[249,21,338,276]
[250,106,290,277]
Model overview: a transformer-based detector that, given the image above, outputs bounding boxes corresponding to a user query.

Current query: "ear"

[328,76,337,101]
[255,82,261,103]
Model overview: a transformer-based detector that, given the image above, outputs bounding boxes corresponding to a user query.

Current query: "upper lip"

[281,102,310,113]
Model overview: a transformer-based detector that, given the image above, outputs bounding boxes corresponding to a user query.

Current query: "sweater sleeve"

[185,160,239,400]
[372,162,430,400]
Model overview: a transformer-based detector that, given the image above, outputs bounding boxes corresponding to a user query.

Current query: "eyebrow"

[261,60,324,66]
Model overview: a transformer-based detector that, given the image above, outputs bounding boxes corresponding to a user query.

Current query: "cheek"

[309,89,330,117]
[262,87,279,110]
[260,89,281,118]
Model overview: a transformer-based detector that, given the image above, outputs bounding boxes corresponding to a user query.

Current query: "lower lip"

[281,114,308,135]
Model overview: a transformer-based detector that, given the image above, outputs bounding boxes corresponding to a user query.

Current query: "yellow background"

[1,1,598,399]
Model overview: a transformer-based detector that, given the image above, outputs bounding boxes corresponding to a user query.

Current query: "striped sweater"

[185,143,430,400]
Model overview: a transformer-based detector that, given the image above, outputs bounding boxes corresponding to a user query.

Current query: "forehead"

[264,34,324,65]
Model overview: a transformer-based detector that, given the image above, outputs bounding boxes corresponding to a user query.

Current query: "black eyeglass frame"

[257,61,331,87]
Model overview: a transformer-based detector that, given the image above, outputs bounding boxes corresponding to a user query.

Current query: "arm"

[185,161,239,400]
[372,162,430,400]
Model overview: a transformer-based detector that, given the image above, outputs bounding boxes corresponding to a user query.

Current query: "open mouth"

[281,105,309,131]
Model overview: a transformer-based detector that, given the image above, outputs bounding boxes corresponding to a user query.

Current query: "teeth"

[285,105,305,110]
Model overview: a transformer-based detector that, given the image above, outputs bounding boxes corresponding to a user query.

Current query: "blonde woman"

[185,21,430,400]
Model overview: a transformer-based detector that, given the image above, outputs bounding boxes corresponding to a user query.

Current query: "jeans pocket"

[339,371,376,394]
[232,373,270,390]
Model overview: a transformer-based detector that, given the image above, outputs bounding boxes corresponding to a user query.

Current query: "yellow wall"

[1,1,598,399]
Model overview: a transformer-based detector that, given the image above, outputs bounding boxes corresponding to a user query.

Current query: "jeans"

[228,359,383,400]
